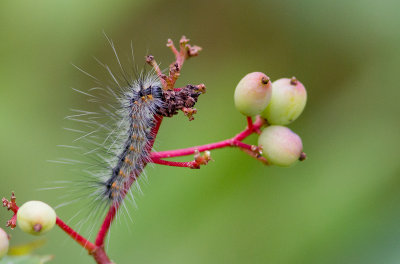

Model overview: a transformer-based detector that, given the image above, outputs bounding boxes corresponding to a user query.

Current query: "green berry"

[0,228,9,259]
[17,201,56,236]
[261,77,307,125]
[258,125,303,167]
[234,72,272,116]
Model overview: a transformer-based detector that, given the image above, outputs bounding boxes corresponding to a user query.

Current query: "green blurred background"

[1,0,399,263]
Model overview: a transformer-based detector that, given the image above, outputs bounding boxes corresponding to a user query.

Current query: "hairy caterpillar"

[86,74,164,206]
[51,38,204,224]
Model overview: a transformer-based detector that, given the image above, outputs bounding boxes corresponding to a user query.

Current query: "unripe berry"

[0,228,9,259]
[261,77,307,125]
[17,201,56,236]
[258,125,303,167]
[234,72,272,116]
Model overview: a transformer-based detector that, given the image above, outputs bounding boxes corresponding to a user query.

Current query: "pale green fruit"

[261,77,307,125]
[17,201,56,236]
[258,125,303,167]
[234,72,272,116]
[0,228,9,259]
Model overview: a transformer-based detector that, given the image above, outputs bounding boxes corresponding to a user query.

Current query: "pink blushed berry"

[234,72,272,116]
[261,77,307,125]
[17,201,56,236]
[258,125,303,167]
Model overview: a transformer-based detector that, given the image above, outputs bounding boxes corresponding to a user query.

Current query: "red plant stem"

[95,115,164,248]
[233,140,256,151]
[247,116,253,130]
[95,205,117,247]
[10,204,18,214]
[2,193,19,229]
[92,248,113,264]
[151,116,265,159]
[167,39,179,57]
[152,140,232,159]
[151,157,198,168]
[56,217,96,252]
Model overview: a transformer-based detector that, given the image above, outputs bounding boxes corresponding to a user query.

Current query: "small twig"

[56,217,96,253]
[151,158,199,168]
[151,150,211,169]
[166,38,179,57]
[247,116,253,130]
[146,55,167,88]
[148,36,202,91]
[239,148,269,165]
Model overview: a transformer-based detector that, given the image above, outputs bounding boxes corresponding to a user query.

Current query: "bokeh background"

[1,0,399,263]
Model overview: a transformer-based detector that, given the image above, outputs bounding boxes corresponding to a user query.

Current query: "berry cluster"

[234,72,307,166]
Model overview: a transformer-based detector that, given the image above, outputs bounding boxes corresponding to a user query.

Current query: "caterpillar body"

[100,78,163,205]
[59,72,163,212]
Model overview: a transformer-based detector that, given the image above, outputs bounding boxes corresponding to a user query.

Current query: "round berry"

[0,228,9,259]
[261,77,307,125]
[234,72,272,116]
[17,201,56,236]
[258,125,303,167]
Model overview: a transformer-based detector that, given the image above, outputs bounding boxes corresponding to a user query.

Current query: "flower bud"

[0,228,9,259]
[258,125,303,167]
[261,77,307,125]
[17,201,56,236]
[234,72,272,116]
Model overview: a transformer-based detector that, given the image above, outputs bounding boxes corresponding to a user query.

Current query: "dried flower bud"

[0,228,9,259]
[261,77,307,125]
[234,72,272,116]
[17,201,56,236]
[258,125,303,167]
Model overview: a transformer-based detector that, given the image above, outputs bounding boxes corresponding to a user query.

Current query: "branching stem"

[150,116,266,160]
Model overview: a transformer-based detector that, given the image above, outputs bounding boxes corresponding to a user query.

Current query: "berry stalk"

[56,217,96,252]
